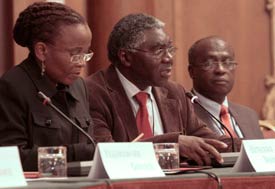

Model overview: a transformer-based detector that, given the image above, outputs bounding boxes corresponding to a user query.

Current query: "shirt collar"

[115,67,152,98]
[56,83,79,101]
[193,89,228,118]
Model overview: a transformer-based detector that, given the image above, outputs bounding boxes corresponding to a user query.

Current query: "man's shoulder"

[84,66,120,99]
[85,65,116,83]
[161,80,186,93]
[86,69,106,82]
[229,101,258,115]
[162,80,183,89]
[154,80,188,100]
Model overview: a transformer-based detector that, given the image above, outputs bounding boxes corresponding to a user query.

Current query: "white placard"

[0,146,27,188]
[89,142,165,179]
[233,139,275,172]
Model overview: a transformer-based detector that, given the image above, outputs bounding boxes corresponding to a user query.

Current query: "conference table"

[15,167,275,189]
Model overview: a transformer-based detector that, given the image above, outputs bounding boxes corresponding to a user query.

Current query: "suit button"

[85,118,91,126]
[45,119,52,126]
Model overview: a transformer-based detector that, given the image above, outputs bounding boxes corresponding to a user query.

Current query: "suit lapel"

[153,87,181,133]
[105,66,139,140]
[228,102,247,137]
[193,103,224,135]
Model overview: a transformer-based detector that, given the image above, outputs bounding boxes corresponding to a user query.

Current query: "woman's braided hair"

[13,1,86,51]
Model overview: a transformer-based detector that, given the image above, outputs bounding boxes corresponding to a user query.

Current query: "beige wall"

[0,0,271,117]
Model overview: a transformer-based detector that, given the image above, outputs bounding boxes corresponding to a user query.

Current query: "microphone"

[37,91,96,148]
[186,91,235,152]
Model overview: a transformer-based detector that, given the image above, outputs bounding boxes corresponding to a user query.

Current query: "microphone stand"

[186,92,235,152]
[37,91,96,148]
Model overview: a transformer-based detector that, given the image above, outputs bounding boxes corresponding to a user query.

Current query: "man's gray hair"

[107,13,165,65]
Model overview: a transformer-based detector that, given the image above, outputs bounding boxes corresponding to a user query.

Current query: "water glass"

[38,146,67,177]
[154,143,179,170]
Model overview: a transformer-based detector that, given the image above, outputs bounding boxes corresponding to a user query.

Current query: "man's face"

[189,38,236,102]
[124,28,175,90]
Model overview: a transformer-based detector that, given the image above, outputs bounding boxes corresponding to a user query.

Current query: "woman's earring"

[41,60,46,76]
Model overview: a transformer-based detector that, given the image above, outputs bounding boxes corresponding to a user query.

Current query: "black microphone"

[186,91,235,152]
[37,91,96,148]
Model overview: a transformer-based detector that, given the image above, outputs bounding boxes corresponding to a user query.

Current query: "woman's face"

[44,23,92,85]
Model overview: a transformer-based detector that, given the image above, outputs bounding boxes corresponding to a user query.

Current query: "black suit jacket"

[0,54,94,171]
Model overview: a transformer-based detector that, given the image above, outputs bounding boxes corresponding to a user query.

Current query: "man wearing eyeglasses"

[86,14,240,166]
[188,36,263,139]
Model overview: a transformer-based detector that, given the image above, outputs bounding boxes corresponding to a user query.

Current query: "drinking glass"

[154,143,179,170]
[38,146,67,177]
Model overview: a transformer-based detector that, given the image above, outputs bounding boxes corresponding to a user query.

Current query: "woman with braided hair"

[0,2,95,171]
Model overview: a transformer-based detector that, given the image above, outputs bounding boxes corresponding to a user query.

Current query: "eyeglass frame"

[190,59,238,71]
[70,50,94,64]
[128,45,177,58]
[45,42,94,64]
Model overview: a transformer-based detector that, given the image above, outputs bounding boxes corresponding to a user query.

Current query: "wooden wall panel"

[12,0,38,66]
[87,0,270,116]
[0,0,271,117]
[87,0,167,73]
[172,0,270,117]
[0,0,14,75]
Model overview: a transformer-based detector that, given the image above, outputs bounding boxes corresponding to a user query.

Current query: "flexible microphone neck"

[37,91,96,148]
[186,91,235,152]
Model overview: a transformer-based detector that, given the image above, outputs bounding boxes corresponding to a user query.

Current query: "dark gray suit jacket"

[193,100,263,139]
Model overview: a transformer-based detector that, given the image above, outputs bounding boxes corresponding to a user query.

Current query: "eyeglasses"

[46,43,94,64]
[191,59,238,71]
[129,46,177,58]
[70,50,94,64]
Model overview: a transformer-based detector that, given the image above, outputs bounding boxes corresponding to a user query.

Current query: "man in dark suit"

[86,14,240,166]
[188,36,263,139]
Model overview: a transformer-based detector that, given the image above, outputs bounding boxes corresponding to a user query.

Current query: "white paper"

[232,145,254,172]
[88,146,108,179]
[0,146,27,188]
[89,142,165,179]
[233,139,275,172]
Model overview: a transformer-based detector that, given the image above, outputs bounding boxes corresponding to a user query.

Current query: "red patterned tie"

[220,105,237,137]
[135,92,153,139]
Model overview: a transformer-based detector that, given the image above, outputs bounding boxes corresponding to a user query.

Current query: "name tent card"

[89,142,165,179]
[233,139,275,172]
[0,146,27,188]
